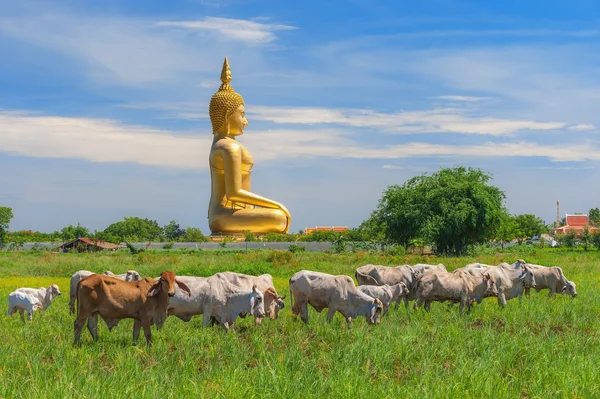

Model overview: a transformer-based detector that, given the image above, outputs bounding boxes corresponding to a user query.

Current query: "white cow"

[15,284,61,311]
[69,269,142,313]
[8,291,43,322]
[518,263,577,298]
[415,270,498,313]
[167,274,266,331]
[454,263,536,307]
[357,283,408,316]
[290,270,383,325]
[355,263,446,310]
[217,272,285,319]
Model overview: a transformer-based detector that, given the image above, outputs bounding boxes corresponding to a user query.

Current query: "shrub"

[288,244,306,253]
[163,242,174,250]
[266,250,294,265]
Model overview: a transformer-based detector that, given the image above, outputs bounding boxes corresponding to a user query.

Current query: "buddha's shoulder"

[212,138,245,153]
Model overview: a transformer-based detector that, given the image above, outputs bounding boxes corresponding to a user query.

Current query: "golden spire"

[219,57,233,91]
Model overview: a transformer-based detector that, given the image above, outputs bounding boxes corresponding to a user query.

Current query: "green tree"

[589,208,600,226]
[182,227,207,242]
[364,167,506,255]
[514,214,546,239]
[0,206,14,247]
[592,232,600,251]
[163,220,185,242]
[558,231,578,249]
[103,217,164,242]
[581,228,592,251]
[60,223,90,241]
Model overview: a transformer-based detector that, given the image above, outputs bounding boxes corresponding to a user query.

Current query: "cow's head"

[518,265,536,288]
[561,281,578,297]
[367,298,383,325]
[514,259,527,269]
[263,287,285,319]
[125,270,142,282]
[147,271,191,298]
[249,285,266,324]
[482,273,498,297]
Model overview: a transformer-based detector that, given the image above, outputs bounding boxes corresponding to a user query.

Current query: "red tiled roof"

[566,214,589,227]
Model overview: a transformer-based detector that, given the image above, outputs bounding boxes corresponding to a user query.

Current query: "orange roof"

[60,237,125,250]
[304,226,349,234]
[566,214,589,227]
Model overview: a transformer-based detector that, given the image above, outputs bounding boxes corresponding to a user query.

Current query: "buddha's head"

[209,57,248,136]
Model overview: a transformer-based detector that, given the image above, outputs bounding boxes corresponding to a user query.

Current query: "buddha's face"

[227,104,248,136]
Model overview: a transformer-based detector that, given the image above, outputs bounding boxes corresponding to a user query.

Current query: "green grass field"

[1,249,599,398]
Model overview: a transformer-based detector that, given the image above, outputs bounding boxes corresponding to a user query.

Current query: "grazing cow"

[516,263,577,298]
[69,270,142,314]
[415,271,498,313]
[218,272,285,319]
[355,263,446,310]
[454,263,536,307]
[290,270,383,325]
[15,284,61,311]
[203,273,266,331]
[357,283,408,315]
[73,271,191,345]
[7,291,43,322]
[166,276,210,322]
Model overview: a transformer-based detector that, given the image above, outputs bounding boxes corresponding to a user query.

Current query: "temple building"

[554,213,598,235]
[304,226,348,234]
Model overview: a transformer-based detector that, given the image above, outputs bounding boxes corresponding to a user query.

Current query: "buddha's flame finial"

[219,57,233,91]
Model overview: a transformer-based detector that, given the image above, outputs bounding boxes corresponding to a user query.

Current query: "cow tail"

[289,279,294,311]
[355,269,379,286]
[76,278,81,319]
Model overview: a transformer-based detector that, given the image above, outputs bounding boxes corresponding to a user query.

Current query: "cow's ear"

[147,282,161,297]
[252,284,259,294]
[175,279,192,296]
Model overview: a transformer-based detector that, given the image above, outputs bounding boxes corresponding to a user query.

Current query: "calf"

[8,291,43,322]
[357,283,408,316]
[69,270,142,314]
[415,271,497,313]
[290,270,383,325]
[15,284,61,311]
[74,271,191,345]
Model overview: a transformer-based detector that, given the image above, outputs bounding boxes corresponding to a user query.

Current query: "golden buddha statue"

[208,57,291,234]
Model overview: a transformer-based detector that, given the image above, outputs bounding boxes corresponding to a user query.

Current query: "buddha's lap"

[209,208,288,233]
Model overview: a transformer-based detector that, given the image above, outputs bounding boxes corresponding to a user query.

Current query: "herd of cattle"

[6,259,577,345]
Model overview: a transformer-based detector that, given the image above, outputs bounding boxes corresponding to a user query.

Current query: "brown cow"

[73,271,191,345]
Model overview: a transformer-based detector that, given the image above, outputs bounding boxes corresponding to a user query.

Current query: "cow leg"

[87,314,99,341]
[345,316,352,325]
[299,302,309,324]
[7,305,15,317]
[222,321,230,333]
[132,319,142,345]
[497,293,507,308]
[326,307,336,323]
[403,296,410,312]
[69,296,75,314]
[141,319,152,345]
[73,313,88,345]
[19,309,25,323]
[27,310,33,321]
[524,287,530,298]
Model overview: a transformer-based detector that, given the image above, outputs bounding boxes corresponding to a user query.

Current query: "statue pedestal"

[208,233,246,242]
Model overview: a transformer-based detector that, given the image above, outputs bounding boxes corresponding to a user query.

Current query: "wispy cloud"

[156,17,297,44]
[2,111,598,169]
[436,95,493,102]
[568,123,595,131]
[248,105,565,136]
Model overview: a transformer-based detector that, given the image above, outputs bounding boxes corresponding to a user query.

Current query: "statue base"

[208,233,247,242]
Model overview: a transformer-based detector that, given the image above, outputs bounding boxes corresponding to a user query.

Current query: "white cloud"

[2,111,598,169]
[156,17,297,44]
[248,106,565,136]
[436,95,493,102]
[568,124,595,131]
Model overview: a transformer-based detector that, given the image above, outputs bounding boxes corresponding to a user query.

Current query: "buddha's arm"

[221,144,289,215]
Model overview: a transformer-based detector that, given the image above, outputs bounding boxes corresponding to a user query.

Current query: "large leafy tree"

[0,206,14,247]
[60,223,91,241]
[163,220,185,242]
[514,214,547,238]
[103,217,164,242]
[365,167,506,255]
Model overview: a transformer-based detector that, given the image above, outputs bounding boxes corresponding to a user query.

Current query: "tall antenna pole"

[556,200,560,229]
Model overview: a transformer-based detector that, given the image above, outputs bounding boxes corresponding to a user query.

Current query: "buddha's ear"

[225,115,231,134]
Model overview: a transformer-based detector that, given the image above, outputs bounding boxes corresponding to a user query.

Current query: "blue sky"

[1,0,599,234]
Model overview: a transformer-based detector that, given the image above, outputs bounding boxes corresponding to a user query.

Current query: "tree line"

[1,166,599,253]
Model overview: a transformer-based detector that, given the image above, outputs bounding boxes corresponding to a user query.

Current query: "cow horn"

[279,294,287,300]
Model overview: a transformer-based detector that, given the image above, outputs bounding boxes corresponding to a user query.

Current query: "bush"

[288,244,306,253]
[163,242,174,250]
[266,250,294,265]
